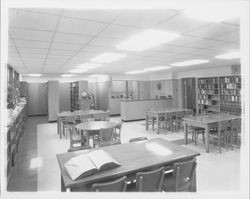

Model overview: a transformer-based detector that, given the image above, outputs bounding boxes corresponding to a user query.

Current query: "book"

[64,150,121,180]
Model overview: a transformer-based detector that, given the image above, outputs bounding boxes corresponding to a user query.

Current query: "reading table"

[183,113,241,153]
[56,138,200,191]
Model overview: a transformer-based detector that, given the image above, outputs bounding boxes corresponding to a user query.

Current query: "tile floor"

[8,116,241,192]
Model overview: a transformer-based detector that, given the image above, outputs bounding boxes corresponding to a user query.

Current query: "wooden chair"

[129,137,148,143]
[69,126,88,150]
[228,119,241,149]
[157,113,166,132]
[91,176,127,192]
[94,127,121,147]
[64,116,76,138]
[106,110,111,121]
[113,121,122,142]
[164,112,173,132]
[209,120,229,153]
[80,114,89,123]
[135,167,165,192]
[162,158,197,192]
[94,112,107,121]
[172,111,184,130]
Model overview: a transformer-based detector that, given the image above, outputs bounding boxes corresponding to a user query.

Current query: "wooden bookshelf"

[7,99,27,186]
[197,76,241,115]
[70,81,88,111]
[219,76,241,115]
[198,77,220,114]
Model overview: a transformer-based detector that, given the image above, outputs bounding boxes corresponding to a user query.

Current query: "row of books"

[221,89,240,95]
[221,95,241,102]
[198,84,218,89]
[220,83,240,89]
[220,77,240,84]
[199,78,218,84]
[198,100,217,105]
[199,89,219,95]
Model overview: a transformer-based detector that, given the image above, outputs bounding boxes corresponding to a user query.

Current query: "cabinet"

[47,81,60,122]
[198,76,241,115]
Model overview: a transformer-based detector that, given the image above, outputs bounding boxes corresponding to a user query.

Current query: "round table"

[75,121,118,131]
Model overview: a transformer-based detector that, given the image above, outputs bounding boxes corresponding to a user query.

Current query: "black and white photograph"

[0,0,249,199]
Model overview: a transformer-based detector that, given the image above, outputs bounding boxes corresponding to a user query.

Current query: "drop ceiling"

[8,8,240,75]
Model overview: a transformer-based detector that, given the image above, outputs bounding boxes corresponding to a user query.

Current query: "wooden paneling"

[59,83,70,112]
[48,81,60,121]
[27,83,47,116]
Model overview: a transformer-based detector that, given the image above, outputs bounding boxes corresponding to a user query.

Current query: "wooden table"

[183,113,241,153]
[75,121,118,131]
[56,138,200,191]
[57,110,106,138]
[145,108,193,134]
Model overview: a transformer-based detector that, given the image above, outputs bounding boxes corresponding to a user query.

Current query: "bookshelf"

[219,76,241,115]
[198,77,220,114]
[70,81,88,111]
[197,76,241,115]
[7,99,27,186]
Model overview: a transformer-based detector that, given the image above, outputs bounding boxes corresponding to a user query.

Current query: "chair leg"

[202,133,205,144]
[218,137,221,153]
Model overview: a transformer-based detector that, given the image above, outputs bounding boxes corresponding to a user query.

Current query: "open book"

[64,150,121,180]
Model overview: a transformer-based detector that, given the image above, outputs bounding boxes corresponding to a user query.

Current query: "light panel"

[25,73,42,77]
[170,59,209,67]
[215,51,240,59]
[61,74,75,77]
[144,66,171,71]
[91,53,127,63]
[69,63,102,73]
[116,29,180,51]
[125,70,146,75]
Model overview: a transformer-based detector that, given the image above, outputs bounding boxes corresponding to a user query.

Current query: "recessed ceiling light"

[26,74,42,77]
[215,52,240,59]
[69,63,102,73]
[61,74,75,77]
[170,59,209,67]
[116,29,180,51]
[144,66,171,72]
[91,53,127,63]
[125,70,147,75]
[184,7,240,23]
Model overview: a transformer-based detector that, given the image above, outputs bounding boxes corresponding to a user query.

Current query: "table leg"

[57,117,59,135]
[146,115,148,130]
[152,117,155,130]
[205,126,209,153]
[61,174,66,192]
[157,116,160,134]
[184,121,188,144]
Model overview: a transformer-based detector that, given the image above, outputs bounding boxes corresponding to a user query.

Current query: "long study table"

[56,138,200,191]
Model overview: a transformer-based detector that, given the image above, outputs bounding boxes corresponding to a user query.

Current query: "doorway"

[182,78,196,112]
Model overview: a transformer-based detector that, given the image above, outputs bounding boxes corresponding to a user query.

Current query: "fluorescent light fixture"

[61,74,75,77]
[215,52,240,59]
[125,70,146,75]
[26,74,42,77]
[184,7,240,23]
[89,74,107,78]
[91,53,127,63]
[171,59,209,67]
[116,29,180,51]
[69,63,102,73]
[144,66,171,72]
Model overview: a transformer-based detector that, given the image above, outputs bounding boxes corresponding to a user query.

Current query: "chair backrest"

[106,110,111,121]
[129,137,148,143]
[65,115,76,123]
[91,176,127,192]
[218,120,229,136]
[68,145,92,152]
[231,119,241,133]
[80,114,89,121]
[94,112,107,121]
[99,127,114,143]
[173,158,197,192]
[165,112,173,121]
[136,167,165,192]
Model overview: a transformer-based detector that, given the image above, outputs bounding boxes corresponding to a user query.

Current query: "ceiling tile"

[9,9,59,31]
[14,40,50,49]
[54,32,93,44]
[18,8,62,16]
[184,38,227,49]
[57,17,107,35]
[80,45,115,53]
[49,49,77,56]
[186,23,238,38]
[51,42,82,51]
[17,47,49,54]
[89,37,121,47]
[10,28,53,41]
[98,24,142,39]
[63,10,121,23]
[155,13,209,33]
[212,30,239,43]
[113,9,180,28]
[20,53,47,59]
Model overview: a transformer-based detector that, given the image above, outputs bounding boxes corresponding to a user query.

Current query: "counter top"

[120,98,172,102]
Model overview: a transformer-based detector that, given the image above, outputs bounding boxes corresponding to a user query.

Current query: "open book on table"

[64,150,121,180]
